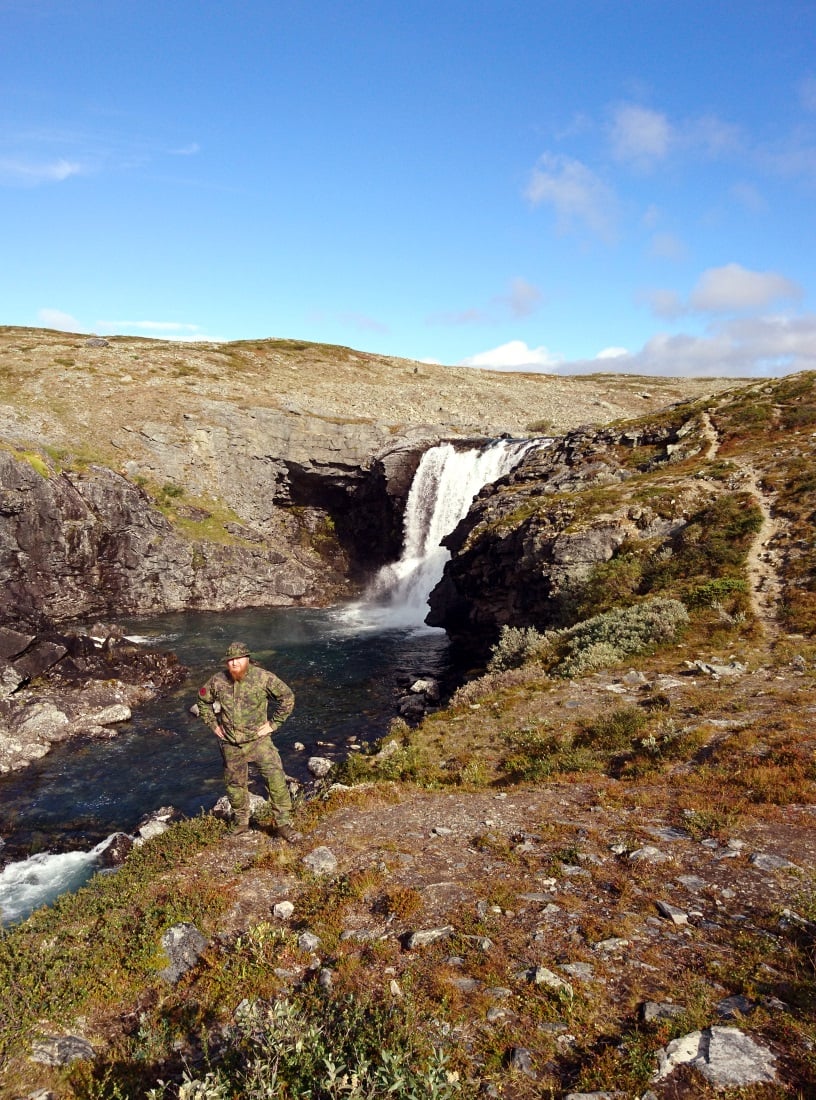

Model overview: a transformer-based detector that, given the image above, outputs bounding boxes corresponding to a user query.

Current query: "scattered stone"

[750,852,801,873]
[677,874,707,890]
[688,658,747,680]
[30,1034,95,1066]
[85,337,109,347]
[307,755,333,778]
[302,846,337,876]
[526,966,573,996]
[594,937,630,954]
[13,641,68,681]
[159,923,207,984]
[405,925,454,949]
[389,979,403,998]
[273,900,295,920]
[565,1093,627,1100]
[647,826,691,842]
[656,900,689,925]
[0,659,24,699]
[0,626,35,659]
[293,741,305,751]
[654,1026,777,1086]
[410,677,440,700]
[641,1001,686,1023]
[317,968,333,991]
[431,825,453,836]
[509,1047,536,1077]
[298,931,321,952]
[97,832,134,867]
[448,976,482,993]
[629,845,671,864]
[135,806,177,843]
[518,892,558,903]
[716,994,756,1019]
[561,961,595,981]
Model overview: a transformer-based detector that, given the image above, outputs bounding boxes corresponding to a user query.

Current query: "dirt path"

[699,412,781,637]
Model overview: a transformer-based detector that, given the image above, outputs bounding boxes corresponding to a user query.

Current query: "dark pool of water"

[0,606,450,859]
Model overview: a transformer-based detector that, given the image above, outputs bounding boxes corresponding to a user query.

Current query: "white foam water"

[0,837,114,925]
[345,438,540,630]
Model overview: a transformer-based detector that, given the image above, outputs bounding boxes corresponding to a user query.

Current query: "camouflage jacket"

[197,663,295,746]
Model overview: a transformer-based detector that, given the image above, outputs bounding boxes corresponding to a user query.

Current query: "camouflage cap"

[223,641,251,661]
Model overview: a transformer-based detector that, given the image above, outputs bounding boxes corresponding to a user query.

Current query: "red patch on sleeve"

[199,687,208,697]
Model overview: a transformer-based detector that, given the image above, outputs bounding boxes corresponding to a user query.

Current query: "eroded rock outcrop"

[0,625,186,773]
[427,418,711,656]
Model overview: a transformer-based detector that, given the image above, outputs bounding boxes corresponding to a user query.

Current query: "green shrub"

[555,597,689,678]
[145,995,461,1100]
[488,625,550,671]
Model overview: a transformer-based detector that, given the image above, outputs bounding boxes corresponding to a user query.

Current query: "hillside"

[0,368,814,1097]
[0,327,736,451]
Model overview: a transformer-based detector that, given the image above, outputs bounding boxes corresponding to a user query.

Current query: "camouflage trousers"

[220,735,293,826]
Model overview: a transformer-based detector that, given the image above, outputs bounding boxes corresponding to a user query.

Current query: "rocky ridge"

[0,327,736,627]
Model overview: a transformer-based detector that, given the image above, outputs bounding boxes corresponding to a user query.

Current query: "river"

[0,438,539,923]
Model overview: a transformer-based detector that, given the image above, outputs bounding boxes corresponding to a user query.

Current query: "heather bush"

[487,625,551,671]
[556,596,688,678]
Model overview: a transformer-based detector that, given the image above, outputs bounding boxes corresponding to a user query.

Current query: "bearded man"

[197,641,298,840]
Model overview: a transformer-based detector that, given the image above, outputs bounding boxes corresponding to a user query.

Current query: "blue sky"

[3,0,816,376]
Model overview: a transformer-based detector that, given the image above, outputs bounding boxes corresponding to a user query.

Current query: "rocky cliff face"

[0,451,326,626]
[426,415,712,656]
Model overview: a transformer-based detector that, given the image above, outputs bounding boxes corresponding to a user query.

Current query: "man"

[197,641,298,840]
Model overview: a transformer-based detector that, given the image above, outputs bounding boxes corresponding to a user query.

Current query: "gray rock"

[750,852,801,872]
[307,755,334,777]
[298,931,321,952]
[13,641,67,681]
[565,1094,626,1100]
[159,923,208,983]
[641,1001,686,1023]
[629,845,671,863]
[509,1047,536,1077]
[97,832,134,867]
[561,961,595,980]
[656,900,689,925]
[405,925,454,949]
[716,994,756,1019]
[527,966,573,996]
[654,1026,777,1086]
[593,937,629,954]
[30,1034,95,1066]
[0,658,24,699]
[0,626,35,659]
[273,900,295,920]
[302,846,338,876]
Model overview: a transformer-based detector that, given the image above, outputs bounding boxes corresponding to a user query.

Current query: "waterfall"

[354,438,537,630]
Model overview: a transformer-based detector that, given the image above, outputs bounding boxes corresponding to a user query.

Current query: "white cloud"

[596,346,629,360]
[689,263,802,312]
[551,313,816,378]
[0,158,83,185]
[609,104,672,168]
[169,143,201,156]
[38,308,81,331]
[459,340,561,372]
[525,153,618,242]
[643,288,684,319]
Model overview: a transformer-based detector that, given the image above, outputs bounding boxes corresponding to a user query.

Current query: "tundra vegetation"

[0,357,815,1098]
